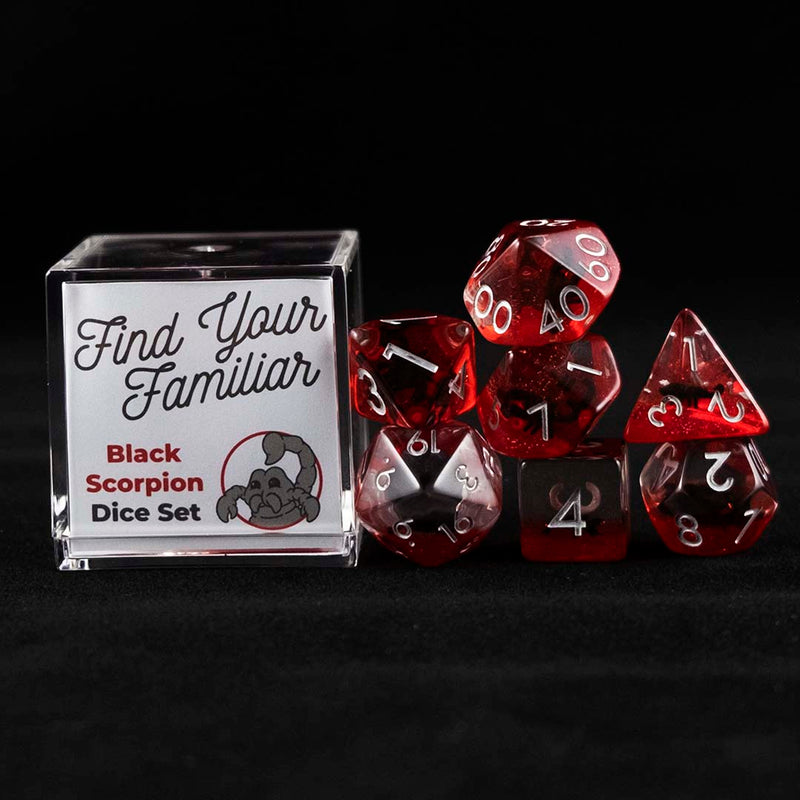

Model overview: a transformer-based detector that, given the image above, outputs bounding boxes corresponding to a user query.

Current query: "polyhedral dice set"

[350,219,777,566]
[46,226,777,569]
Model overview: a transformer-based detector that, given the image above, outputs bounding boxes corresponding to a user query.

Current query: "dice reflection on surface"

[463,218,620,346]
[355,423,502,566]
[640,438,777,556]
[477,335,620,458]
[518,439,630,562]
[349,313,477,427]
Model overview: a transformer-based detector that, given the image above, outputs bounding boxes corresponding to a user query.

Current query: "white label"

[62,279,343,540]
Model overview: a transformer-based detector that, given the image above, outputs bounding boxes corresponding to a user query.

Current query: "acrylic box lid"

[48,231,359,273]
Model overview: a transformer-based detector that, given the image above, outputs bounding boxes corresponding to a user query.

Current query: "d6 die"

[518,439,630,562]
[464,219,620,346]
[640,438,778,556]
[356,422,502,566]
[349,313,477,427]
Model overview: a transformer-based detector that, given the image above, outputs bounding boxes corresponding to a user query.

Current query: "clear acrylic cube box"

[46,231,365,569]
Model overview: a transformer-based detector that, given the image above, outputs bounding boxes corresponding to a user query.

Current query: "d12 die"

[624,309,769,442]
[518,439,630,562]
[349,313,477,427]
[477,335,621,458]
[640,438,778,556]
[355,422,502,566]
[463,218,620,346]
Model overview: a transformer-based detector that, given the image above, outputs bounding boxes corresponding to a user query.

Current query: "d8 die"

[518,439,630,562]
[355,422,502,566]
[640,438,778,556]
[477,335,620,458]
[349,313,477,427]
[463,219,620,346]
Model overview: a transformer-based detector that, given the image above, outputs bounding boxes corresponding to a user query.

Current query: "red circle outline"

[219,430,323,531]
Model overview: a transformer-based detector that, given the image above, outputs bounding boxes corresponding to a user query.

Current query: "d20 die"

[477,335,620,458]
[349,313,477,427]
[355,422,502,566]
[640,438,778,556]
[463,218,620,346]
[518,439,630,562]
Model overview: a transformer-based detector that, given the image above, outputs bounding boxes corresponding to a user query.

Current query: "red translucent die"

[518,439,630,562]
[476,335,621,458]
[349,314,477,427]
[640,438,777,556]
[625,309,769,443]
[463,218,620,345]
[355,422,502,566]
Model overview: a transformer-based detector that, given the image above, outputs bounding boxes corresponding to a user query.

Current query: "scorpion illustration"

[216,431,320,528]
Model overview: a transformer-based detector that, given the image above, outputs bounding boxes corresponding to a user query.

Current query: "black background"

[2,4,799,798]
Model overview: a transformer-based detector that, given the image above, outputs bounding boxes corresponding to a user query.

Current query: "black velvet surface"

[2,314,798,798]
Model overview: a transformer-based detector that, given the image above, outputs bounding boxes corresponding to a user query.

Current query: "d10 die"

[355,422,502,566]
[518,439,630,562]
[477,335,620,458]
[463,218,620,346]
[624,309,769,442]
[349,313,477,427]
[640,438,778,556]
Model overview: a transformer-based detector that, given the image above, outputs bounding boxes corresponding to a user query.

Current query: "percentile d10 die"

[464,219,621,346]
